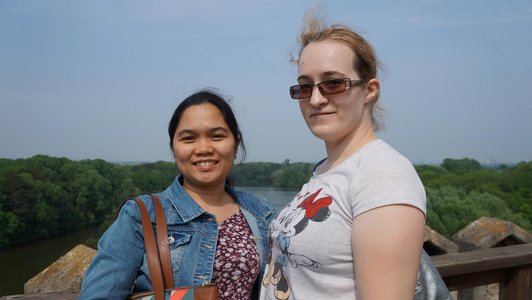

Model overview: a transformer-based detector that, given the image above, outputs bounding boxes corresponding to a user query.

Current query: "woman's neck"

[182,181,239,222]
[322,125,376,173]
[183,182,228,206]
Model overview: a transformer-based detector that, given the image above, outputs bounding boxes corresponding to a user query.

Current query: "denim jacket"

[79,176,276,300]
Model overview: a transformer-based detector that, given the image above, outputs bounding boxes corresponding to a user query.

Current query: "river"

[0,186,296,296]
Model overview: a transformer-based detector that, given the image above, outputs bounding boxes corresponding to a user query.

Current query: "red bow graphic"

[298,188,332,218]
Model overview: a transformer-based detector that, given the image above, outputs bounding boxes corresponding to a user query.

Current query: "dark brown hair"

[168,89,246,161]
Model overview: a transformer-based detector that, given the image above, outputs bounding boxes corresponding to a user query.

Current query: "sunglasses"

[289,78,365,100]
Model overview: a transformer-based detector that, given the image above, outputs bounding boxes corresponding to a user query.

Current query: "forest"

[0,155,530,248]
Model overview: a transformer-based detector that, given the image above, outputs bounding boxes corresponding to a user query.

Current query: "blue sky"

[1,0,531,165]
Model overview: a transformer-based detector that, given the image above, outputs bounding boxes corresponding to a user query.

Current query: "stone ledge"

[24,244,96,294]
[452,216,532,251]
[0,291,78,300]
[424,225,459,255]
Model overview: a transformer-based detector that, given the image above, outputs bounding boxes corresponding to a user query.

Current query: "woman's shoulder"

[230,188,276,218]
[119,192,177,222]
[355,139,415,172]
[346,140,427,216]
[337,139,421,189]
[118,193,158,218]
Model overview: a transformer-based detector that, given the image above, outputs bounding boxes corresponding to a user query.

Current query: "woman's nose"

[308,86,328,107]
[195,139,214,154]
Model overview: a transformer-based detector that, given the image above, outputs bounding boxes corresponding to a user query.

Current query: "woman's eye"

[211,134,226,140]
[324,79,342,88]
[299,84,313,91]
[179,136,195,142]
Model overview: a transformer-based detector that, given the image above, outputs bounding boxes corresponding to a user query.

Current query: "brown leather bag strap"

[150,194,175,288]
[134,198,165,300]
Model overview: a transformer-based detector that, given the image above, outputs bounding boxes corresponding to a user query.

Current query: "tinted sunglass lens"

[290,86,301,99]
[321,80,345,95]
[291,85,313,99]
[299,87,312,98]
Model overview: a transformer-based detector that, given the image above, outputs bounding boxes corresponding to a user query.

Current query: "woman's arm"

[79,200,145,300]
[351,204,425,299]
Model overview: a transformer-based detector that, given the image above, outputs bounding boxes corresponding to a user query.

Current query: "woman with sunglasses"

[260,14,450,300]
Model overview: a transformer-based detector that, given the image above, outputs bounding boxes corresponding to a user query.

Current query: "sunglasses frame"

[289,78,365,100]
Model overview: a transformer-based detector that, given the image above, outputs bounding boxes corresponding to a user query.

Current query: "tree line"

[0,155,530,247]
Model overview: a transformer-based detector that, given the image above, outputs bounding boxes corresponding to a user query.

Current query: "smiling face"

[297,40,378,147]
[171,103,236,190]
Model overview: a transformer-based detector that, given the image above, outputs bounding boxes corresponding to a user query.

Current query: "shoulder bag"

[414,250,452,299]
[128,194,218,300]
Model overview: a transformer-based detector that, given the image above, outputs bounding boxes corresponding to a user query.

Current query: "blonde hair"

[293,11,385,131]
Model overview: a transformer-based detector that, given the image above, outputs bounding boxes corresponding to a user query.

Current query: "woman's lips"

[310,111,334,118]
[194,160,216,167]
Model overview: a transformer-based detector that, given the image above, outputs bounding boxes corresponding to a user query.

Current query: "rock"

[452,216,532,251]
[423,225,459,255]
[0,291,79,300]
[24,244,96,294]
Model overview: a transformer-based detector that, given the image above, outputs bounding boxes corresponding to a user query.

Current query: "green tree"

[129,161,177,192]
[1,155,530,248]
[441,158,482,174]
[0,210,20,246]
[426,186,530,238]
[272,163,314,189]
[231,162,281,186]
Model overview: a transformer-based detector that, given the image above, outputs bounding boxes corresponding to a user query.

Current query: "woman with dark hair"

[80,89,275,300]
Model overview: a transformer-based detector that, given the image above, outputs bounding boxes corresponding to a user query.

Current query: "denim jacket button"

[166,236,175,245]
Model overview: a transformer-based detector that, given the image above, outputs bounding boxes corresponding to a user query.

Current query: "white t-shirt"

[260,139,426,300]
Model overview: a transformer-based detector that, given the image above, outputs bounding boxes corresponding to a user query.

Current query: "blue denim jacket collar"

[163,176,274,224]
[233,189,274,220]
[163,176,206,224]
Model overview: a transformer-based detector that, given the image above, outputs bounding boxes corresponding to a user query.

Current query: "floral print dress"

[212,209,260,300]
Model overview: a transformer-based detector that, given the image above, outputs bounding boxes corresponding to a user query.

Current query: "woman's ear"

[170,144,177,160]
[365,78,380,104]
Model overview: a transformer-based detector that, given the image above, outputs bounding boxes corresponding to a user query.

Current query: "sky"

[1,0,531,165]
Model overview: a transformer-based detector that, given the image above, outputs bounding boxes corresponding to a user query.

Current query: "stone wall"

[24,244,96,294]
[2,217,531,300]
